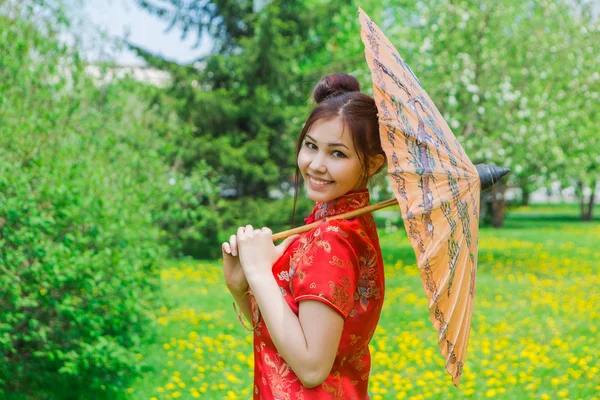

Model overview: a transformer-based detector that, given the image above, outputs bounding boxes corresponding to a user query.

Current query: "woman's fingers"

[237,225,247,238]
[237,225,255,240]
[222,242,231,255]
[229,234,238,256]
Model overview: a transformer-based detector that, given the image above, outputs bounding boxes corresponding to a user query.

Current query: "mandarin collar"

[304,189,371,224]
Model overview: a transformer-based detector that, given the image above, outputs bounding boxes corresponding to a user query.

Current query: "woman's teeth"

[310,176,331,185]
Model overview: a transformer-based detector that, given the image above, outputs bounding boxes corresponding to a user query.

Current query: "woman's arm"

[222,237,253,327]
[228,287,253,325]
[248,273,344,388]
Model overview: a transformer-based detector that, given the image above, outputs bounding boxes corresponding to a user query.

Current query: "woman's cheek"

[297,150,309,171]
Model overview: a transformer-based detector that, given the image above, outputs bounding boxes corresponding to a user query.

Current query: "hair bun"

[312,73,361,103]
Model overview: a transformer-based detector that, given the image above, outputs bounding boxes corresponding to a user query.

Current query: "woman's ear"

[368,154,386,176]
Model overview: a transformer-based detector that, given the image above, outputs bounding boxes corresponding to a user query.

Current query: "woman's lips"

[307,175,333,190]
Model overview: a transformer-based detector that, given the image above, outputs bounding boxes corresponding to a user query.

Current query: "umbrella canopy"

[358,7,486,386]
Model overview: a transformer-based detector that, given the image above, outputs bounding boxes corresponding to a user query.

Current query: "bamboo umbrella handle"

[272,197,398,242]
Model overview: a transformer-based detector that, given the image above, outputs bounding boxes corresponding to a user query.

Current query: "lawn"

[129,204,600,400]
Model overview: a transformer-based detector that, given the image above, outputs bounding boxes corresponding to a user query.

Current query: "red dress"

[248,189,385,400]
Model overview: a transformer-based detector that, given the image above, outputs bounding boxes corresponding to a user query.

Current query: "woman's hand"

[222,234,248,294]
[237,225,299,282]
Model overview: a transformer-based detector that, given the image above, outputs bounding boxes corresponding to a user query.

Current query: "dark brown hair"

[290,73,385,227]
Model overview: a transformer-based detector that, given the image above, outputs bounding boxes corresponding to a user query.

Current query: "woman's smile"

[307,174,334,189]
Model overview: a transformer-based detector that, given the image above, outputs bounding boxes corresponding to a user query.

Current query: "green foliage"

[0,3,218,397]
[129,205,599,398]
[218,195,314,239]
[135,0,599,225]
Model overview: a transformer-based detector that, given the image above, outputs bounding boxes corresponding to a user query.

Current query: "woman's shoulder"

[305,218,367,247]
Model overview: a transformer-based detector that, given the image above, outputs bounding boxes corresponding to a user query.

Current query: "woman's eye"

[304,142,346,158]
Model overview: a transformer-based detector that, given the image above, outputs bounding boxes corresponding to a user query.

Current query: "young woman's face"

[298,116,366,203]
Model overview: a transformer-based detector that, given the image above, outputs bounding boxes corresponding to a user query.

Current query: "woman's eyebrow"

[305,134,350,150]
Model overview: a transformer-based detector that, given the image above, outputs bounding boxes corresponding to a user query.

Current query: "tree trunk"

[577,181,585,220]
[491,180,506,228]
[582,181,596,221]
[521,186,530,206]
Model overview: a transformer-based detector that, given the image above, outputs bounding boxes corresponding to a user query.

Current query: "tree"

[376,0,598,226]
[134,0,599,227]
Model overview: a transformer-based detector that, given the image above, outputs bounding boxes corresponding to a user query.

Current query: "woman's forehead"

[306,117,352,146]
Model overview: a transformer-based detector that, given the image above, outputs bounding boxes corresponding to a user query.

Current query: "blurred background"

[0,0,598,399]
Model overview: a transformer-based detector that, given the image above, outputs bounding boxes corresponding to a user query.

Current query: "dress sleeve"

[291,223,358,319]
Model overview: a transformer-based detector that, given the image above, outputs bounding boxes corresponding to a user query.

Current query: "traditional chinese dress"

[248,189,385,400]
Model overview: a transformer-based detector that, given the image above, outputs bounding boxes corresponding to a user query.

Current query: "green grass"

[128,204,600,400]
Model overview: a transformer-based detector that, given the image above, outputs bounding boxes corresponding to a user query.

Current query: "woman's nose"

[310,152,327,173]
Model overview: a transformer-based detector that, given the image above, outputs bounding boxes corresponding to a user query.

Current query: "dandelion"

[129,217,600,398]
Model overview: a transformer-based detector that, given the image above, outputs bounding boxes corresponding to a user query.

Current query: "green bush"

[0,5,217,397]
[218,195,315,239]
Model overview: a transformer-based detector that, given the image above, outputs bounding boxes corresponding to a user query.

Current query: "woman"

[222,73,387,399]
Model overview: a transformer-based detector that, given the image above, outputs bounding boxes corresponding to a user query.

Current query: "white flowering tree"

[372,0,599,225]
[548,1,599,220]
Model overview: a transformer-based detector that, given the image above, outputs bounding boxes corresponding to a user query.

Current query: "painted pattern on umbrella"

[359,8,482,387]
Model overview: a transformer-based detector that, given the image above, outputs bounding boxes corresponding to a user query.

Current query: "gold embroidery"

[330,278,352,314]
[262,345,297,400]
[321,371,344,399]
[329,255,346,268]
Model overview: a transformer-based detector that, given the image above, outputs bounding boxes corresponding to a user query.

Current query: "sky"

[80,0,599,66]
[83,0,212,66]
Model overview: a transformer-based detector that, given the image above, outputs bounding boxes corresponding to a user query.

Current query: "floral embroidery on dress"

[329,256,346,268]
[289,224,343,296]
[316,238,331,253]
[325,224,349,238]
[277,271,290,282]
[304,190,371,224]
[349,334,362,345]
[356,249,382,311]
[321,371,344,399]
[330,278,353,315]
[262,344,298,400]
[347,345,369,371]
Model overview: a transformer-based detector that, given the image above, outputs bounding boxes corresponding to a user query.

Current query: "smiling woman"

[298,117,367,203]
[293,73,386,209]
[222,73,387,400]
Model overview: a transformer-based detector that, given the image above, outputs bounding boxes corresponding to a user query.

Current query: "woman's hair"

[290,73,385,227]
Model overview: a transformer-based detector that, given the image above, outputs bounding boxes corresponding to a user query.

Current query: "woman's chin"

[305,185,338,203]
